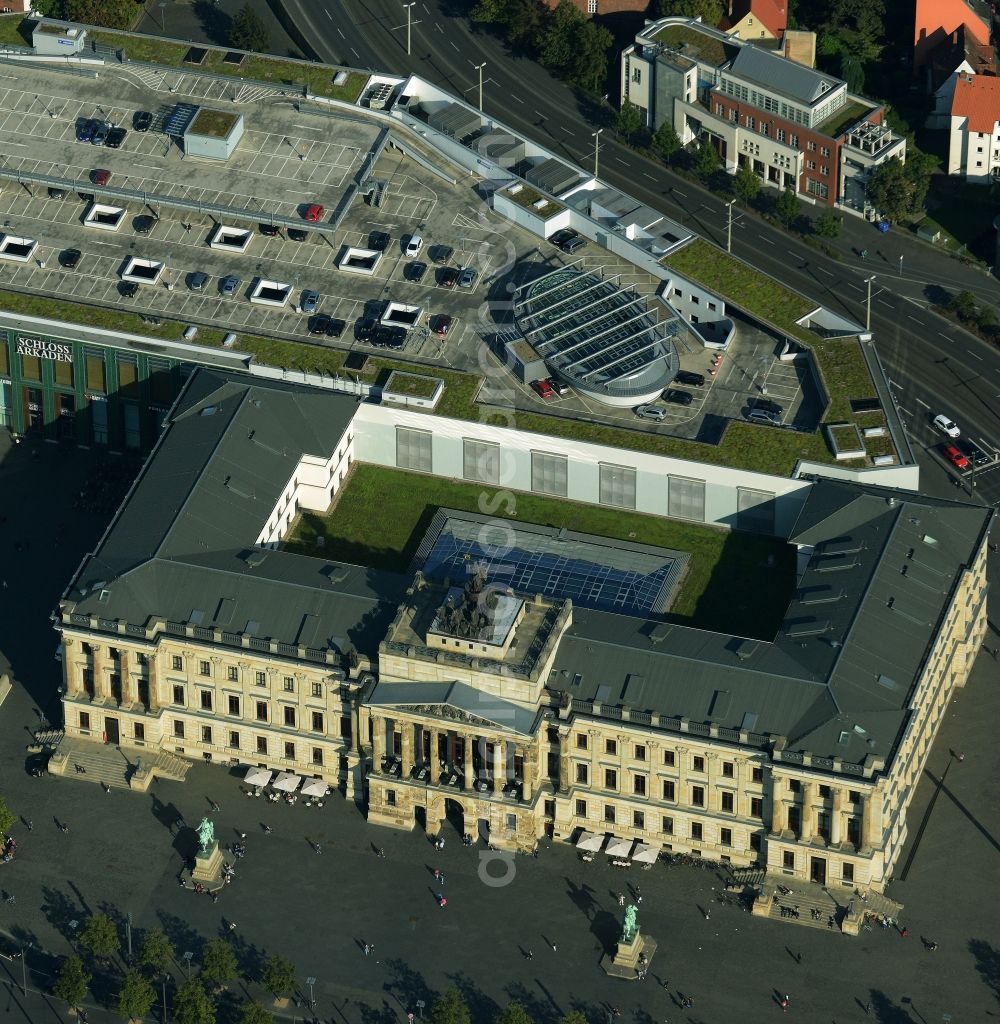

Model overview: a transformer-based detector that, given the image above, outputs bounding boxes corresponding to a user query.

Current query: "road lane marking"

[937,332,952,341]
[673,189,686,197]
[450,41,459,50]
[816,266,834,276]
[907,315,922,323]
[614,157,628,165]
[967,350,983,361]
[511,95,524,104]
[643,173,655,180]
[915,397,930,409]
[755,233,774,245]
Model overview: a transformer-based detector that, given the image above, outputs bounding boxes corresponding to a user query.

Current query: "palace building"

[54,367,992,899]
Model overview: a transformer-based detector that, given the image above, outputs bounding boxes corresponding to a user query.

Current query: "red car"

[531,378,556,400]
[91,168,111,186]
[433,314,453,336]
[303,204,324,223]
[943,444,969,470]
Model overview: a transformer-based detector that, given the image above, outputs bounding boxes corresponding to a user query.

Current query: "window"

[312,747,323,766]
[200,690,213,711]
[790,134,799,148]
[722,761,734,778]
[663,751,675,767]
[661,816,674,835]
[283,677,295,693]
[819,785,831,798]
[599,463,637,510]
[605,769,618,791]
[842,863,854,883]
[173,720,185,738]
[172,655,183,671]
[633,810,644,829]
[576,763,589,784]
[782,851,794,869]
[605,738,617,755]
[255,701,268,722]
[79,711,90,731]
[20,353,41,381]
[199,660,211,677]
[396,426,433,473]
[777,128,785,143]
[633,775,646,796]
[662,780,675,801]
[716,103,724,116]
[746,115,755,130]
[751,797,763,817]
[387,790,396,807]
[760,123,769,137]
[849,790,861,803]
[229,731,240,749]
[631,66,641,84]
[256,736,268,755]
[807,140,816,151]
[691,785,705,807]
[692,756,705,772]
[172,685,184,705]
[691,822,703,840]
[668,475,706,522]
[311,711,324,733]
[721,791,734,813]
[117,354,139,398]
[788,779,801,793]
[227,666,238,682]
[575,798,587,816]
[283,707,296,728]
[134,723,145,741]
[752,766,764,783]
[311,682,323,698]
[604,804,616,824]
[729,108,738,123]
[721,827,732,846]
[284,741,295,760]
[820,146,830,157]
[587,0,597,12]
[201,726,212,744]
[737,488,776,534]
[820,166,828,176]
[531,451,568,497]
[807,159,816,170]
[577,734,588,750]
[228,695,240,716]
[750,832,762,852]
[634,744,646,761]
[806,179,829,199]
[847,817,861,846]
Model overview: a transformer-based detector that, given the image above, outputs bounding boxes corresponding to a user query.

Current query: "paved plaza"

[0,433,997,1023]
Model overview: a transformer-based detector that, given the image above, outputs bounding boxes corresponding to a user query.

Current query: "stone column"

[372,715,385,767]
[862,791,882,850]
[401,721,414,774]
[64,639,85,697]
[558,731,569,794]
[770,790,784,834]
[464,735,474,790]
[830,789,844,846]
[494,737,506,792]
[429,729,440,772]
[146,653,158,710]
[522,749,534,801]
[119,652,133,705]
[91,644,110,701]
[800,782,815,840]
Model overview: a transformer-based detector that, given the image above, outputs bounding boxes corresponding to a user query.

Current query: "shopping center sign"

[16,335,73,362]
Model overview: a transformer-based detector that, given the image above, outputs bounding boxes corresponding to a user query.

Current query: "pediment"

[396,702,512,731]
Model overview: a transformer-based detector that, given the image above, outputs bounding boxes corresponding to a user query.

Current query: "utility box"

[32,22,87,55]
[183,108,244,161]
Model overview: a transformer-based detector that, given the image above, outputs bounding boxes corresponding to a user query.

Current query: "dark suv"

[674,370,705,388]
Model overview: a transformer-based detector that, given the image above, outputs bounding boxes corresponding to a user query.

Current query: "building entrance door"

[478,817,490,845]
[810,856,826,885]
[105,717,120,745]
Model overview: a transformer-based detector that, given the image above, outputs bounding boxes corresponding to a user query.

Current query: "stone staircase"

[756,876,847,932]
[48,738,191,790]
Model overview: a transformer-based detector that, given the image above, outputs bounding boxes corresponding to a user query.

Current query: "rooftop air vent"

[200,405,219,416]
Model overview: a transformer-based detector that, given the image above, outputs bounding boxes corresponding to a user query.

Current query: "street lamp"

[20,941,32,996]
[306,976,317,1009]
[898,253,903,278]
[416,999,426,1020]
[591,128,604,178]
[865,274,876,332]
[725,198,737,253]
[182,951,193,980]
[471,62,486,111]
[402,2,416,55]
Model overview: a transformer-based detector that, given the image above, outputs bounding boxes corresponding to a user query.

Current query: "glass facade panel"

[736,487,776,534]
[91,398,108,445]
[20,354,41,381]
[54,359,74,387]
[118,354,139,398]
[85,351,106,393]
[599,463,636,510]
[667,475,705,522]
[0,344,9,376]
[148,358,174,405]
[463,438,501,485]
[396,426,433,473]
[531,451,568,497]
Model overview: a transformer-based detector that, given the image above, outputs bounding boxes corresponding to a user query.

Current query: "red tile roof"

[951,74,1000,133]
[724,0,788,38]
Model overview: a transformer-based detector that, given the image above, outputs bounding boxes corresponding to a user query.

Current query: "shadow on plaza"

[861,990,933,1022]
[969,938,1000,1005]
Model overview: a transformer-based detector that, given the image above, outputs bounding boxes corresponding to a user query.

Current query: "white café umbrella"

[271,772,301,793]
[605,836,634,859]
[300,778,330,798]
[576,831,605,853]
[244,767,273,788]
[632,843,659,865]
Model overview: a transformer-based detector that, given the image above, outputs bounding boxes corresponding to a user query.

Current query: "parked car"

[59,248,82,270]
[220,274,241,297]
[956,438,993,467]
[433,314,453,336]
[751,398,783,416]
[664,388,693,406]
[369,230,391,251]
[550,228,585,253]
[325,318,345,339]
[635,404,667,421]
[303,203,325,223]
[406,261,427,283]
[134,214,156,235]
[942,444,970,470]
[745,408,781,426]
[188,271,208,291]
[300,290,320,314]
[105,126,127,149]
[259,223,280,236]
[120,281,139,298]
[309,314,333,335]
[430,244,454,264]
[355,318,376,343]
[437,267,459,288]
[133,110,153,132]
[404,234,423,257]
[531,379,556,400]
[76,118,97,142]
[91,168,111,186]
[288,229,308,242]
[552,379,570,396]
[91,122,110,146]
[674,370,705,387]
[458,267,477,289]
[47,186,66,200]
[932,413,960,438]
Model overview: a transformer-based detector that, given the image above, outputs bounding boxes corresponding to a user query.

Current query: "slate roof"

[545,480,990,768]
[62,368,406,660]
[366,680,538,736]
[729,45,840,105]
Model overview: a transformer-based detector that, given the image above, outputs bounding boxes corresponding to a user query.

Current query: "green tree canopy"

[53,955,91,1010]
[656,0,724,23]
[651,121,681,162]
[62,0,137,29]
[230,4,271,53]
[118,969,156,1022]
[615,101,642,143]
[430,987,472,1024]
[175,979,216,1024]
[201,939,240,988]
[260,954,296,998]
[691,138,720,178]
[79,913,120,962]
[733,163,761,205]
[0,796,15,838]
[496,1002,536,1024]
[814,209,841,238]
[240,1002,275,1024]
[948,289,978,322]
[559,1014,590,1024]
[865,156,915,222]
[774,186,800,226]
[139,928,174,977]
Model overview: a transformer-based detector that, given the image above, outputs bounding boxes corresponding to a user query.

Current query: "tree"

[690,138,720,178]
[568,19,613,94]
[230,4,271,54]
[260,954,296,999]
[814,209,841,238]
[430,988,472,1024]
[79,913,120,962]
[651,121,681,163]
[118,969,156,1022]
[174,979,216,1024]
[496,1002,536,1024]
[53,955,90,1011]
[733,163,761,205]
[241,1002,275,1024]
[774,186,800,227]
[139,928,174,977]
[948,289,978,322]
[200,939,240,989]
[0,796,14,838]
[656,0,724,23]
[536,0,579,78]
[62,0,137,29]
[559,1015,590,1024]
[615,101,642,144]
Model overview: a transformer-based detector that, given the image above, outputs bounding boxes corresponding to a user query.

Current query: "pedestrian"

[636,894,643,905]
[865,1003,872,1016]
[1,580,7,589]
[228,921,236,932]
[525,949,533,961]
[618,892,626,907]
[314,842,322,854]
[704,910,710,921]
[263,824,273,834]
[59,822,69,833]
[900,927,909,938]
[364,943,370,956]
[211,801,221,812]
[796,952,802,964]
[25,820,32,832]
[438,893,447,908]
[956,752,965,763]
[779,996,788,1013]
[239,831,247,840]
[551,943,557,952]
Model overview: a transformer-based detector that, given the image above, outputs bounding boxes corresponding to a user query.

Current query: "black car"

[369,230,391,251]
[259,223,280,237]
[47,186,66,200]
[550,228,586,253]
[957,437,994,468]
[674,370,705,388]
[406,260,427,282]
[664,388,693,406]
[25,752,49,778]
[133,110,153,132]
[430,244,454,265]
[325,318,345,339]
[120,281,139,298]
[106,126,127,149]
[288,228,308,242]
[437,267,459,288]
[134,214,156,235]
[60,248,82,269]
[309,314,332,335]
[355,318,376,343]
[751,397,783,416]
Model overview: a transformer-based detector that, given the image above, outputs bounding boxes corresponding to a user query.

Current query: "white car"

[404,234,423,257]
[932,414,960,439]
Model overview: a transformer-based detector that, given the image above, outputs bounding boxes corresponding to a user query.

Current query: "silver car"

[220,275,241,297]
[634,404,667,421]
[301,290,320,314]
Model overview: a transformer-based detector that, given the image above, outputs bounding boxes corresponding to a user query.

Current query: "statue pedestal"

[191,841,224,883]
[600,929,658,980]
